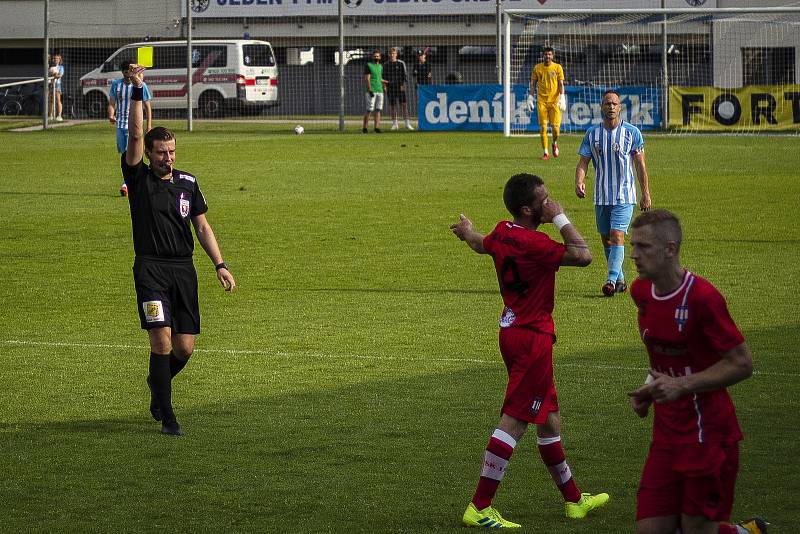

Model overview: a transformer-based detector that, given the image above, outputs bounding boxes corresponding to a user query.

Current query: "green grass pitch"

[0,121,798,532]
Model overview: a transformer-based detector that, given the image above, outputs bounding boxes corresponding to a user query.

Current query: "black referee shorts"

[133,258,200,334]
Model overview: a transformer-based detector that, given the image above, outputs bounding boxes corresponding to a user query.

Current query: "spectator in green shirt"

[362,50,386,133]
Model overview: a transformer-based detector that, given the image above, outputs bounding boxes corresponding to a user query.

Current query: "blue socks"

[608,245,625,283]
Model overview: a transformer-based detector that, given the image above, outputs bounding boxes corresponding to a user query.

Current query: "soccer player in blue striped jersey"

[575,89,652,297]
[109,61,152,196]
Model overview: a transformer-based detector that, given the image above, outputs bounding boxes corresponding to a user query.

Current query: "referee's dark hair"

[504,173,544,218]
[145,127,176,151]
[120,60,132,73]
[603,89,622,101]
[542,46,555,54]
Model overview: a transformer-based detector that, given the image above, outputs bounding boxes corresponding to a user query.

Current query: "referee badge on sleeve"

[178,192,190,218]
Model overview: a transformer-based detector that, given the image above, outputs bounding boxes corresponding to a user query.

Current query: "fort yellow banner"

[669,85,800,131]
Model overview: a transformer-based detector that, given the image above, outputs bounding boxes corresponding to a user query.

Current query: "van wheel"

[198,92,224,118]
[84,92,107,119]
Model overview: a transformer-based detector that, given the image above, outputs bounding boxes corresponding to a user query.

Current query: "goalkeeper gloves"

[558,93,567,111]
[526,95,535,113]
[368,91,374,98]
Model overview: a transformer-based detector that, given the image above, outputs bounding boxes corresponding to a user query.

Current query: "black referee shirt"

[122,155,208,260]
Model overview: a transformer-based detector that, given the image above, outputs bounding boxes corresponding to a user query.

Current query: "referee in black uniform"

[123,64,236,436]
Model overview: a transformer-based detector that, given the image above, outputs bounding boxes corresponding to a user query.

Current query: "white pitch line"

[1,339,794,377]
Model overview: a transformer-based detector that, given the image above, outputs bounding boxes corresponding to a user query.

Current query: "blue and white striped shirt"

[110,79,152,131]
[578,121,644,206]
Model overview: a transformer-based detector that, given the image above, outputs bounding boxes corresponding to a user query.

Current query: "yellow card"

[137,46,153,68]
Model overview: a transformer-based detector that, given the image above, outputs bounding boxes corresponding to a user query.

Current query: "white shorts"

[365,92,384,112]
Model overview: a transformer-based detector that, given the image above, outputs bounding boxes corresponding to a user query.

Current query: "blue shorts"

[595,204,635,235]
[116,128,129,154]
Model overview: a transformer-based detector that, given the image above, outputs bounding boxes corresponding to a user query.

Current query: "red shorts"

[498,327,558,424]
[636,441,739,522]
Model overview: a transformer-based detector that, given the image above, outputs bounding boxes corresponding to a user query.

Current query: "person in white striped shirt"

[575,89,652,297]
[109,61,152,197]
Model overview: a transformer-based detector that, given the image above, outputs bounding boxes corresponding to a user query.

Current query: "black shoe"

[146,375,162,422]
[374,128,382,133]
[161,420,184,436]
[602,281,616,297]
[615,280,628,294]
[362,127,368,134]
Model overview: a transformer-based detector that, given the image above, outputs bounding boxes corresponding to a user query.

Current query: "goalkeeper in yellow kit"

[527,47,566,160]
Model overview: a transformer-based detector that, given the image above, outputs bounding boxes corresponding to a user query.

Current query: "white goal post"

[502,7,800,136]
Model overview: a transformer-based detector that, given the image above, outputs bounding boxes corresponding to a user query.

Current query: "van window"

[102,48,137,73]
[192,46,227,68]
[242,44,275,67]
[154,46,187,69]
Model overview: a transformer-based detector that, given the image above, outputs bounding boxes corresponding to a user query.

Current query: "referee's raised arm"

[125,64,145,167]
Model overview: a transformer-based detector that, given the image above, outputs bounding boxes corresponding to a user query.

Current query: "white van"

[80,39,278,118]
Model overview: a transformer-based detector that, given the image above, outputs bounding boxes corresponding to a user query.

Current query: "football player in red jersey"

[451,173,610,528]
[627,209,767,534]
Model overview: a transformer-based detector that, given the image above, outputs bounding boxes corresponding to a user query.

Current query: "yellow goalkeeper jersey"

[532,62,564,104]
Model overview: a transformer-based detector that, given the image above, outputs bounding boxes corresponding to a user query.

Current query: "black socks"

[149,352,176,424]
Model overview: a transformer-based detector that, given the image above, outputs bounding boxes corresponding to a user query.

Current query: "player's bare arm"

[540,198,591,267]
[145,101,153,132]
[643,342,753,403]
[450,214,486,254]
[192,213,236,293]
[108,98,116,124]
[125,64,145,167]
[575,156,590,199]
[634,151,651,211]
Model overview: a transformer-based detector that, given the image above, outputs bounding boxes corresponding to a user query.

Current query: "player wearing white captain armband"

[526,47,566,160]
[450,173,608,529]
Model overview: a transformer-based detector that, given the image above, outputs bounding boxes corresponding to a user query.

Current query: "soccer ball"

[294,125,305,135]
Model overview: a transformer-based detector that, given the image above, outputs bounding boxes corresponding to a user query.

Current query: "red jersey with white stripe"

[631,271,745,445]
[482,222,566,336]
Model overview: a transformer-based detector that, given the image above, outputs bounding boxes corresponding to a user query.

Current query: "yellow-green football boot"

[462,503,521,528]
[565,492,610,519]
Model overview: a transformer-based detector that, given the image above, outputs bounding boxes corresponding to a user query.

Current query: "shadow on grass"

[1,326,795,533]
[0,355,646,534]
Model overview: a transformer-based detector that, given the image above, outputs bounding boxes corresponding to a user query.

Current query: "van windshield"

[242,45,275,67]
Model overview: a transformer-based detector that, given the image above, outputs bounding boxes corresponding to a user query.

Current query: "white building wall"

[712,17,800,87]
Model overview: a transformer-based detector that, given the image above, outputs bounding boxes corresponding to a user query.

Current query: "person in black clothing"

[383,47,414,130]
[413,50,432,86]
[123,64,236,436]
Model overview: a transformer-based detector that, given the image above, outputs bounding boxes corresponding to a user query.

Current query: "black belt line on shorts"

[136,254,193,264]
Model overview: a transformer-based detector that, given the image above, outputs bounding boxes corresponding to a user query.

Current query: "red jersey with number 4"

[631,271,745,445]
[482,222,566,336]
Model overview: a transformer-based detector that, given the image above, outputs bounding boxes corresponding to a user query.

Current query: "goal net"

[503,8,800,135]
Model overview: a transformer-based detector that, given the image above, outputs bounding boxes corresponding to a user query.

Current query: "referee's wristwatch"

[215,262,228,271]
